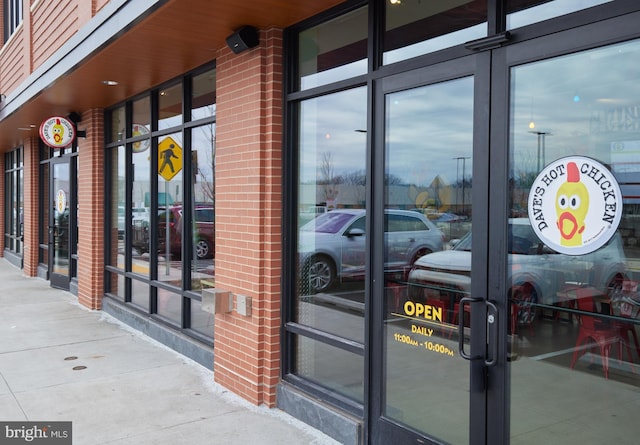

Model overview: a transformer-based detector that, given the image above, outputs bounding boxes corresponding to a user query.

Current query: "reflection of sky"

[386,77,474,188]
[510,39,640,177]
[507,0,612,29]
[299,87,367,183]
[383,24,484,65]
[301,60,367,91]
[299,79,475,189]
[192,124,215,183]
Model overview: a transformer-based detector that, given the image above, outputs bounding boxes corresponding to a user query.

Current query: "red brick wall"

[77,109,105,310]
[31,0,81,69]
[214,28,283,407]
[0,152,4,253]
[23,138,40,276]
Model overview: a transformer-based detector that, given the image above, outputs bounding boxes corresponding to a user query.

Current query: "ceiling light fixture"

[102,80,119,86]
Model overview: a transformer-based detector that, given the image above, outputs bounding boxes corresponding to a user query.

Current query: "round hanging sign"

[132,124,151,153]
[527,156,623,255]
[39,116,76,149]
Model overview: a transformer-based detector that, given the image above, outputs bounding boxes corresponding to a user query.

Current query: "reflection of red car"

[132,205,214,259]
[177,206,215,259]
[157,206,182,256]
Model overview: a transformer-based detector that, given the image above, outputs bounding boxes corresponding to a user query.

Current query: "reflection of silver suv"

[299,209,445,293]
[407,218,627,324]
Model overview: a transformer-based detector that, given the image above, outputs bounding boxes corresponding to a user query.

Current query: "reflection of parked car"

[132,204,214,260]
[407,218,627,324]
[299,205,329,226]
[299,209,445,293]
[177,206,215,259]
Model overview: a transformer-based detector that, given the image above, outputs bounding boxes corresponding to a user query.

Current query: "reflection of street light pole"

[453,157,470,215]
[529,131,551,171]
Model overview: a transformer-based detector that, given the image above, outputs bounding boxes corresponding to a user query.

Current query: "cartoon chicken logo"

[52,118,65,145]
[555,161,589,247]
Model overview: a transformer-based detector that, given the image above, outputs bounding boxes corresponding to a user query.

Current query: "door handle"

[458,297,482,361]
[485,300,498,367]
[457,297,499,367]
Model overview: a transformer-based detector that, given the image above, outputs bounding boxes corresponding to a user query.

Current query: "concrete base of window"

[4,250,23,269]
[102,298,214,369]
[37,264,48,280]
[277,382,363,445]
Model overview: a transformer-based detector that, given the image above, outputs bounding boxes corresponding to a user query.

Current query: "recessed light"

[102,80,119,86]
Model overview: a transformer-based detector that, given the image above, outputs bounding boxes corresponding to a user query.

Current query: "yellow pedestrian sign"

[158,136,183,181]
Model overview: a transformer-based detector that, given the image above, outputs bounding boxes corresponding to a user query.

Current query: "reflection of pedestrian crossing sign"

[158,136,183,181]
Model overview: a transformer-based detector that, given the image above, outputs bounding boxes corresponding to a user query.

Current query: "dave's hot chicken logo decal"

[39,116,76,149]
[528,156,622,255]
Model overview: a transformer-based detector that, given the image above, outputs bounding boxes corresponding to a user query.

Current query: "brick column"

[22,137,40,276]
[77,109,105,309]
[0,151,4,254]
[214,28,283,407]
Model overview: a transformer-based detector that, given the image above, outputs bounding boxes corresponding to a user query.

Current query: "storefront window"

[189,123,215,291]
[4,148,23,256]
[295,86,367,401]
[192,69,216,121]
[295,336,364,401]
[109,106,125,143]
[156,131,184,283]
[384,0,486,65]
[105,66,216,340]
[39,162,49,266]
[297,6,368,91]
[109,146,125,272]
[131,137,151,276]
[158,83,183,130]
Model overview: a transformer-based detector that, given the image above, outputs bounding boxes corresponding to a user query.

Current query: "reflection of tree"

[195,121,216,203]
[317,156,404,207]
[509,170,537,216]
[319,152,339,204]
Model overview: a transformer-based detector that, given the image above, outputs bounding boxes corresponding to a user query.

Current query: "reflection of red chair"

[451,301,471,338]
[615,321,640,363]
[387,282,406,312]
[510,300,536,337]
[426,299,449,336]
[570,292,633,378]
[509,284,536,337]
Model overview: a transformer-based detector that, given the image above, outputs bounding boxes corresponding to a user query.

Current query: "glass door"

[50,159,71,290]
[501,15,640,445]
[372,54,494,444]
[372,10,640,445]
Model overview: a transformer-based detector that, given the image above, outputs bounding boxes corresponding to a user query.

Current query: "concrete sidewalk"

[0,260,341,445]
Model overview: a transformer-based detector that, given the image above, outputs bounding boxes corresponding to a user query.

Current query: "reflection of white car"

[299,209,445,293]
[132,207,150,222]
[407,218,626,324]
